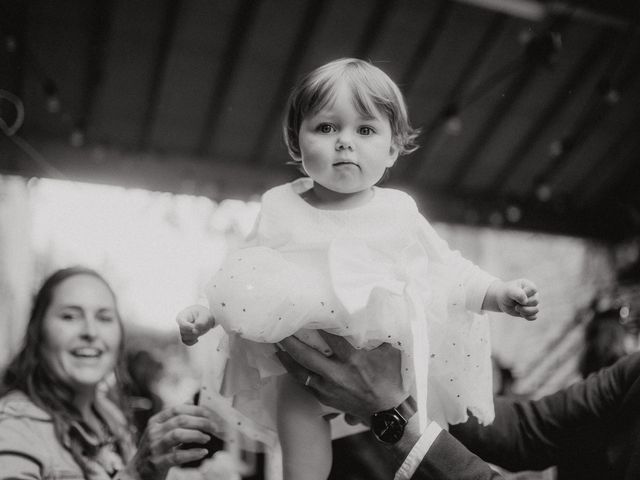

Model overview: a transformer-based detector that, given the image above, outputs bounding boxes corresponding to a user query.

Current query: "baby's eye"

[359,126,374,135]
[318,124,335,134]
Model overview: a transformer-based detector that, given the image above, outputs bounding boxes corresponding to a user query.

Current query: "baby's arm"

[176,304,216,345]
[481,279,539,321]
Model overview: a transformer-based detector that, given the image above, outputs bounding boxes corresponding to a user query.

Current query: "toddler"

[177,58,538,480]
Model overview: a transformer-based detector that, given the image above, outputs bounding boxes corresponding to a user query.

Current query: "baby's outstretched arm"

[176,304,216,345]
[482,279,539,321]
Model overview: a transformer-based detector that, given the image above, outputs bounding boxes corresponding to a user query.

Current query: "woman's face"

[41,274,122,393]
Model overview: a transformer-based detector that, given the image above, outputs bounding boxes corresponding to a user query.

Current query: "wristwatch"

[370,395,417,445]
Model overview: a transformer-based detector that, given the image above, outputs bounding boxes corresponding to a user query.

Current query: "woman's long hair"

[2,267,132,475]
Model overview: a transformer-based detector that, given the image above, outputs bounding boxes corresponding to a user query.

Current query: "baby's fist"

[496,279,539,321]
[176,305,215,345]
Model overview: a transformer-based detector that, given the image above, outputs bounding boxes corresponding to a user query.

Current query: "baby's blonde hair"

[283,58,420,160]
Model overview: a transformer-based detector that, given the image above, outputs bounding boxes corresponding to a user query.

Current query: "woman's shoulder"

[0,391,81,478]
[0,390,50,420]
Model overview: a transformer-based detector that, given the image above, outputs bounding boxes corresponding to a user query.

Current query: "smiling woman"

[0,267,220,480]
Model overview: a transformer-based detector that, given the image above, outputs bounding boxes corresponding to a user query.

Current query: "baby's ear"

[386,142,400,167]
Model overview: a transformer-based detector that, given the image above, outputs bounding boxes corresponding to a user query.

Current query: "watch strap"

[395,395,417,422]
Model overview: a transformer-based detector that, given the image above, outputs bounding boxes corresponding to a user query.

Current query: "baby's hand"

[176,305,215,345]
[494,279,539,321]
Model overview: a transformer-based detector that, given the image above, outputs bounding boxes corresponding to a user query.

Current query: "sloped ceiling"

[1,0,640,241]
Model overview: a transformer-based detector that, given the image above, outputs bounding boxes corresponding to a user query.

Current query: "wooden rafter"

[196,0,260,156]
[488,29,614,194]
[138,0,183,151]
[400,0,452,96]
[247,0,328,165]
[397,13,507,181]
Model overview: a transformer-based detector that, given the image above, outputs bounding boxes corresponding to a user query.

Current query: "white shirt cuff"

[394,421,443,480]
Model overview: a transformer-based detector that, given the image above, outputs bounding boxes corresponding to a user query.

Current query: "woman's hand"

[276,332,408,423]
[123,404,217,480]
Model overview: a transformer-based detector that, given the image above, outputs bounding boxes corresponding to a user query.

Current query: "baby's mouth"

[333,161,359,168]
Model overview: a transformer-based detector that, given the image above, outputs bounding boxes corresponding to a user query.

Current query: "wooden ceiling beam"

[444,61,537,191]
[454,0,636,30]
[196,0,260,156]
[535,31,640,193]
[400,0,452,96]
[397,13,506,180]
[0,0,27,99]
[447,17,573,192]
[1,138,631,241]
[247,0,328,165]
[78,0,113,143]
[138,0,183,151]
[400,181,630,241]
[577,124,640,208]
[0,140,295,201]
[488,29,613,194]
[353,0,397,60]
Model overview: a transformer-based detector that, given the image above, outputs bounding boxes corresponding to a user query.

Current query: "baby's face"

[297,81,398,200]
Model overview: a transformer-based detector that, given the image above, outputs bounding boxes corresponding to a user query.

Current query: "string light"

[4,35,17,53]
[597,77,621,105]
[489,211,504,226]
[536,184,552,202]
[442,104,463,135]
[505,205,522,223]
[42,78,61,113]
[69,124,86,147]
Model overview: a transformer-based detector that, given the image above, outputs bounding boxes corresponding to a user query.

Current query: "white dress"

[200,178,496,450]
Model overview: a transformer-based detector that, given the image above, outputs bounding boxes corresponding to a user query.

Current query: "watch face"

[372,411,405,444]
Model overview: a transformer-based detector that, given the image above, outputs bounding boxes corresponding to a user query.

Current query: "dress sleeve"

[414,209,497,313]
[0,415,48,479]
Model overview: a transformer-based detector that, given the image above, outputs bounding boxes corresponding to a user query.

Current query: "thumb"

[519,279,538,297]
[509,284,528,304]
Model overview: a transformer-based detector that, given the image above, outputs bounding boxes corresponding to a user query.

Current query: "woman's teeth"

[71,347,101,358]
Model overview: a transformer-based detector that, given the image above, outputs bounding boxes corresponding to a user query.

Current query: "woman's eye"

[61,313,78,320]
[98,314,115,323]
[318,124,335,134]
[359,126,374,135]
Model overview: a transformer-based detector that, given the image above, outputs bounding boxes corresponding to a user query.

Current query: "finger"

[157,448,209,469]
[276,350,313,383]
[517,305,539,316]
[520,279,537,296]
[151,405,214,424]
[159,415,218,438]
[278,336,335,377]
[317,331,356,360]
[276,351,329,397]
[509,287,528,305]
[524,295,539,307]
[158,428,212,450]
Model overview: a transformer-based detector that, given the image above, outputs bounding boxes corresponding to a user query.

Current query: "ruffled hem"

[205,236,495,428]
